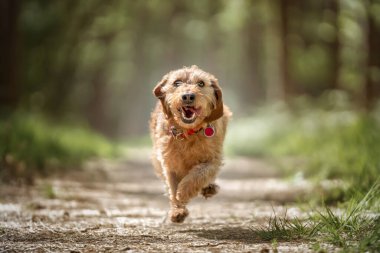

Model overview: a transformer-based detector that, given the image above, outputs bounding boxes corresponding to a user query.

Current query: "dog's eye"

[197,81,205,87]
[173,80,182,87]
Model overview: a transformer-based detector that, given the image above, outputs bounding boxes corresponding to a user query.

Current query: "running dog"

[150,65,231,223]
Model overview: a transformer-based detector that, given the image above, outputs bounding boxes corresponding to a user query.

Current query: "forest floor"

[0,149,339,252]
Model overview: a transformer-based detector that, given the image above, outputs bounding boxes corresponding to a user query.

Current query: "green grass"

[256,178,380,252]
[0,112,119,182]
[226,94,380,251]
[226,96,380,196]
[255,212,313,241]
[313,179,379,251]
[40,183,56,199]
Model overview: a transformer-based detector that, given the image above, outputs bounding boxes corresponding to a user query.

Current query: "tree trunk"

[279,0,294,101]
[365,0,380,110]
[87,66,107,134]
[329,0,340,90]
[243,2,264,105]
[0,0,20,111]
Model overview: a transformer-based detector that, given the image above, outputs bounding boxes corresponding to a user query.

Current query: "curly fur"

[150,65,231,223]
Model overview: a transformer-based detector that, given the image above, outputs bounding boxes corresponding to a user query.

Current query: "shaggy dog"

[150,65,231,223]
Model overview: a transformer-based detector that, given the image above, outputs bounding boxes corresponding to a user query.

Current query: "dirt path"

[0,153,336,252]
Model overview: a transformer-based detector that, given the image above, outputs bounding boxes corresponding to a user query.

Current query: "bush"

[225,95,380,194]
[0,112,119,183]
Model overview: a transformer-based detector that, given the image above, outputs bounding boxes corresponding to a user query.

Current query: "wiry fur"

[150,65,231,223]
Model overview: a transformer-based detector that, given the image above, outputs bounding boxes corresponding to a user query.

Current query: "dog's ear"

[153,74,167,98]
[205,79,224,122]
[153,75,172,119]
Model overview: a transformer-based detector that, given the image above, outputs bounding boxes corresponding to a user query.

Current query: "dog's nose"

[182,93,195,103]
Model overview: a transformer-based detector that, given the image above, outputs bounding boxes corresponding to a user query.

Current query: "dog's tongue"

[188,107,201,116]
[184,107,201,116]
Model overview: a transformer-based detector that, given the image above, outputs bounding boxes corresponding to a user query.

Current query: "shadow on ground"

[181,227,266,243]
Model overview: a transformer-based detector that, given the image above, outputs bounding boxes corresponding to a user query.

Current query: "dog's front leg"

[176,162,219,205]
[166,171,189,223]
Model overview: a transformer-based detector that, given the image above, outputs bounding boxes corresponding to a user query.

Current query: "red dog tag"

[204,125,215,137]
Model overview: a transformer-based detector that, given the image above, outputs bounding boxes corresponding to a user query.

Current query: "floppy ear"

[153,75,172,119]
[205,80,224,122]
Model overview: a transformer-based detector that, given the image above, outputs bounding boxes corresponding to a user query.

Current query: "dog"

[150,65,231,223]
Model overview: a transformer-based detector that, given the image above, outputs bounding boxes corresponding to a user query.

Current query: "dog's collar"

[170,124,215,140]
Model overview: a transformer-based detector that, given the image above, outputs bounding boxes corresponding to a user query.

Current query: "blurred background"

[1,0,380,186]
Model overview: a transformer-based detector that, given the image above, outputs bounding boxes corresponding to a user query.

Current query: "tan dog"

[150,65,231,223]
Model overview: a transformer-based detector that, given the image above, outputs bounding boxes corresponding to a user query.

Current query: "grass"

[314,178,379,251]
[255,174,380,252]
[0,112,119,183]
[255,211,313,241]
[226,93,380,196]
[41,183,56,199]
[225,92,380,251]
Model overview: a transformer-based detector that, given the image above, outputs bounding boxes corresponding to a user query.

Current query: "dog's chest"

[165,136,219,173]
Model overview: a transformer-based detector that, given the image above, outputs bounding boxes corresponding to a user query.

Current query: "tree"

[279,0,293,101]
[0,0,21,112]
[328,0,340,90]
[365,0,380,110]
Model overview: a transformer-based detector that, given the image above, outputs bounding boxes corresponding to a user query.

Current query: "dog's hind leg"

[176,163,219,205]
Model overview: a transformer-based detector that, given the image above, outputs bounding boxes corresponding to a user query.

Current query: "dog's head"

[153,65,223,129]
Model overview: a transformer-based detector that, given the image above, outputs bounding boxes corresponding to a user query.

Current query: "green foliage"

[255,211,313,241]
[15,0,374,138]
[226,94,380,194]
[41,183,56,199]
[256,179,380,252]
[0,112,119,182]
[314,179,380,251]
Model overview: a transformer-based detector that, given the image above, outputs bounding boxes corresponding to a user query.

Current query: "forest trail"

[0,150,336,252]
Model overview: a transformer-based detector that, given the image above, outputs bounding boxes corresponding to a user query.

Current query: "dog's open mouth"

[180,106,201,124]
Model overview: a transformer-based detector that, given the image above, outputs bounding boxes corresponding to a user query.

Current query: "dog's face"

[154,65,223,129]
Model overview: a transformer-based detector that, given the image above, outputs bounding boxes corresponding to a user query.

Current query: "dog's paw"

[170,207,189,223]
[201,183,219,199]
